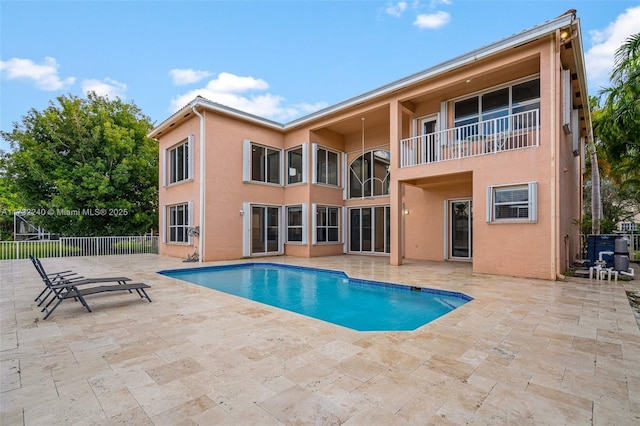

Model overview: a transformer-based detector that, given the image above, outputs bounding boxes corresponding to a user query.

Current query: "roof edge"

[150,12,575,138]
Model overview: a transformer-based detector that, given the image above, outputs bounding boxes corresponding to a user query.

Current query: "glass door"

[418,115,439,163]
[251,206,280,255]
[449,200,472,259]
[349,206,390,254]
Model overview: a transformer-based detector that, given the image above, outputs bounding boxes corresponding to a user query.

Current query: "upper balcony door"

[417,114,439,163]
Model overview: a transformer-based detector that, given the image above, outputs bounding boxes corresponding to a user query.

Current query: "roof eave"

[150,13,575,137]
[284,13,574,129]
[148,98,285,138]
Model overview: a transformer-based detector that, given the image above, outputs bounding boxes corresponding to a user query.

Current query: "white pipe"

[598,251,613,262]
[620,268,634,277]
[192,106,205,263]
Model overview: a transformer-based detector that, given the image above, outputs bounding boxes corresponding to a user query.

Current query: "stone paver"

[1,254,639,425]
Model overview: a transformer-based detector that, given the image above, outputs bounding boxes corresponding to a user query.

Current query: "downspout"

[551,33,559,280]
[192,106,205,263]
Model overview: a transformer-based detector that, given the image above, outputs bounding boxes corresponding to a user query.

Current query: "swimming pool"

[158,263,472,331]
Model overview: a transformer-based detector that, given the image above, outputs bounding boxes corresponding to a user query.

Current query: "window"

[313,145,339,186]
[486,182,537,223]
[168,203,190,243]
[243,140,281,185]
[252,144,280,184]
[315,205,340,243]
[287,205,307,243]
[454,78,540,129]
[287,145,307,185]
[349,150,390,198]
[166,137,192,185]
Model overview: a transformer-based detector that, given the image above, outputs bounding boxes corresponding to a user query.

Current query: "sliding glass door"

[251,206,280,254]
[349,206,390,254]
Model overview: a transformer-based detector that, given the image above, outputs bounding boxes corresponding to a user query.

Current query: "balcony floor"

[1,254,639,424]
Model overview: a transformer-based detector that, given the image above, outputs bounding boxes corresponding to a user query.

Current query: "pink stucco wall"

[155,26,586,280]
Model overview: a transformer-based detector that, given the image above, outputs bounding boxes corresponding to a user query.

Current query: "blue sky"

[1,0,639,153]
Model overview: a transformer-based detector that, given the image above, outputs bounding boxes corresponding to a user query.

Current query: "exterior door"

[449,200,472,260]
[251,206,280,254]
[349,206,390,254]
[418,115,439,163]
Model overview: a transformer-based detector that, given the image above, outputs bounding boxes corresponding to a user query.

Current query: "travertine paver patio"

[1,254,639,425]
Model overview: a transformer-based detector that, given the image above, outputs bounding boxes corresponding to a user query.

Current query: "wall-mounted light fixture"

[404,209,410,215]
[239,209,244,216]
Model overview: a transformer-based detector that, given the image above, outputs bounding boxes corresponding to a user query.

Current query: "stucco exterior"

[150,12,591,280]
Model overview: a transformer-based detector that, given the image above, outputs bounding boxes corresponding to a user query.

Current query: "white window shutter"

[440,101,448,146]
[188,135,195,179]
[562,69,572,133]
[571,109,580,155]
[188,200,194,245]
[341,206,347,252]
[161,205,167,243]
[242,139,251,182]
[301,143,308,184]
[486,186,493,223]
[162,148,167,187]
[311,203,317,244]
[242,202,251,256]
[528,182,538,223]
[311,143,318,184]
[280,147,285,186]
[342,152,348,199]
[301,203,308,245]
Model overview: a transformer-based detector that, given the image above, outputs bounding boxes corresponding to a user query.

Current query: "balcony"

[400,109,539,168]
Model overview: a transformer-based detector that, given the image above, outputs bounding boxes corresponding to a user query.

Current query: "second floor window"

[168,138,191,184]
[349,150,390,198]
[454,77,540,129]
[314,146,339,186]
[287,145,306,185]
[244,141,281,185]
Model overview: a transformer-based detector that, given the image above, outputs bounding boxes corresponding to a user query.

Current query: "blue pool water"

[158,263,472,331]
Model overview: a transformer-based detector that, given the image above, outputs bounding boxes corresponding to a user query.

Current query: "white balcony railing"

[400,109,539,167]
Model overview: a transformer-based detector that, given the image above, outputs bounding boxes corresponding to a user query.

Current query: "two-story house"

[149,11,591,280]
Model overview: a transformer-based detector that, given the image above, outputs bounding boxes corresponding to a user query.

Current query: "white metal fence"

[0,236,159,260]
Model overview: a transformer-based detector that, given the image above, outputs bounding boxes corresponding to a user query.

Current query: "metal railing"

[400,109,539,167]
[0,235,159,260]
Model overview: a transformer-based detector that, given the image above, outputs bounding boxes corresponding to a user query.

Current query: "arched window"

[349,150,390,198]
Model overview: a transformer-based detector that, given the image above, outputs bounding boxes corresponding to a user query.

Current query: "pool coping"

[157,261,474,303]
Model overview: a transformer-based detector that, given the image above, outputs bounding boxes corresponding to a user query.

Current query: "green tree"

[595,32,640,203]
[0,150,21,240]
[0,93,158,236]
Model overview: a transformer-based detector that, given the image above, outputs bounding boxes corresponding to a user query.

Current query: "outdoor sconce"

[404,209,410,215]
[239,209,244,216]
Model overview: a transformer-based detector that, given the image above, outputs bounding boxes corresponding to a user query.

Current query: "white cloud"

[585,5,640,90]
[169,68,212,85]
[170,72,328,122]
[386,2,408,17]
[430,0,451,6]
[81,78,127,99]
[414,11,450,29]
[0,56,75,90]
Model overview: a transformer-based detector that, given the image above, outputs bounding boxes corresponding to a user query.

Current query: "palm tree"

[592,32,640,234]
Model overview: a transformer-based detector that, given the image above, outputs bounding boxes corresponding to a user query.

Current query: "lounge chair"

[30,256,132,306]
[30,256,152,320]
